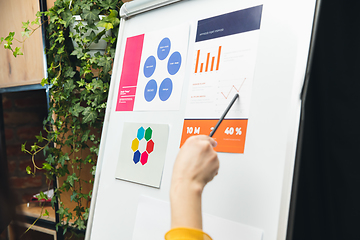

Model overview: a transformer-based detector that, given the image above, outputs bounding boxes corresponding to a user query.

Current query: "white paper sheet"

[133,196,263,240]
[133,24,189,111]
[115,123,169,188]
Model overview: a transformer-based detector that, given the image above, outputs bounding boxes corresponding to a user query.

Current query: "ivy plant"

[2,0,123,238]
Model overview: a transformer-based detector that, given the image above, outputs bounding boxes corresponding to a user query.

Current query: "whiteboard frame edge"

[120,0,184,19]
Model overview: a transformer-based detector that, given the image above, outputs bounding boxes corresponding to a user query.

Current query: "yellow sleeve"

[165,227,213,240]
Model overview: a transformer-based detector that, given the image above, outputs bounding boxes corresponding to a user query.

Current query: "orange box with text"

[180,119,248,153]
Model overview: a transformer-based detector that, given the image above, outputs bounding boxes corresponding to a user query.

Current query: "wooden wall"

[46,0,55,9]
[0,0,45,89]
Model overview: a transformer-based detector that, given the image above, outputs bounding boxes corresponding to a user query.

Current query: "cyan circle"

[167,51,182,75]
[159,78,173,101]
[144,80,157,102]
[157,38,171,60]
[144,56,156,78]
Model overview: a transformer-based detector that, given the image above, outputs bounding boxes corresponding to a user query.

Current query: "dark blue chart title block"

[196,5,263,42]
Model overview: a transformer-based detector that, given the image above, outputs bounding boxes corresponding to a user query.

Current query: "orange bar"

[211,57,215,71]
[205,53,210,72]
[216,46,222,71]
[195,50,200,73]
[200,63,204,72]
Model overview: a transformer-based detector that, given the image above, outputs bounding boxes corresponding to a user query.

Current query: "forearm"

[170,180,203,229]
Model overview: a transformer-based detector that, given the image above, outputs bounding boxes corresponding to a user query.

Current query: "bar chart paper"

[181,5,263,153]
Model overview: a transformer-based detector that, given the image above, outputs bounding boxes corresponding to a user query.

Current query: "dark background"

[291,1,360,239]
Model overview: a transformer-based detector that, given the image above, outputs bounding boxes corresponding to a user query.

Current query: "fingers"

[185,135,217,148]
[172,135,220,191]
[208,137,217,148]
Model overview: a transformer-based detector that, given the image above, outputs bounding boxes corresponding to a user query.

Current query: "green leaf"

[42,163,53,171]
[22,21,30,29]
[71,47,84,59]
[70,191,78,202]
[66,173,78,187]
[41,78,48,86]
[57,45,65,54]
[71,103,85,117]
[64,79,76,93]
[81,9,100,25]
[97,10,119,30]
[98,0,118,10]
[13,47,23,57]
[61,9,74,28]
[26,166,32,175]
[6,32,15,41]
[82,107,98,123]
[81,129,91,142]
[86,30,97,43]
[35,132,44,142]
[83,208,89,220]
[76,1,92,11]
[46,154,55,165]
[63,226,68,235]
[38,191,48,200]
[107,9,120,27]
[91,79,104,91]
[56,8,65,15]
[31,144,39,152]
[64,67,76,78]
[21,28,31,38]
[51,77,58,86]
[43,209,50,217]
[59,154,70,166]
[91,166,96,175]
[51,196,56,209]
[75,218,86,230]
[97,21,113,30]
[31,18,40,26]
[21,142,26,152]
[77,79,86,87]
[98,57,112,73]
[54,31,65,43]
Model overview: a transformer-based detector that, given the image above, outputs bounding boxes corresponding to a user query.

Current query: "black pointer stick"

[209,93,239,137]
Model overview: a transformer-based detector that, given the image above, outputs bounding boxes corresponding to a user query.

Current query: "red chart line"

[220,78,247,99]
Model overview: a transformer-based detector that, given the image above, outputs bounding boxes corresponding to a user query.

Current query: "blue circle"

[159,78,173,101]
[157,38,171,60]
[167,51,181,75]
[144,80,157,102]
[144,56,156,78]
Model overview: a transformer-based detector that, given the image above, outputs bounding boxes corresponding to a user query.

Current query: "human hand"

[171,135,219,195]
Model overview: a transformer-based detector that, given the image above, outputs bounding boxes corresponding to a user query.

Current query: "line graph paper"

[184,8,260,120]
[220,78,246,99]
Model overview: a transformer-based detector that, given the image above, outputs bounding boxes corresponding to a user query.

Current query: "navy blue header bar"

[195,5,263,42]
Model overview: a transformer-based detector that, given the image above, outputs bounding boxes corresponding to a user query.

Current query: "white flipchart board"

[86,0,319,239]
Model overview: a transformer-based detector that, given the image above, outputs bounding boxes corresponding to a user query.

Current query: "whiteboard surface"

[86,0,317,239]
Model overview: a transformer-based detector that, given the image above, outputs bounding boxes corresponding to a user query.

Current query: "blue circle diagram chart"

[167,51,181,75]
[157,38,171,60]
[159,78,173,101]
[144,56,156,78]
[144,80,157,102]
[142,37,183,103]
